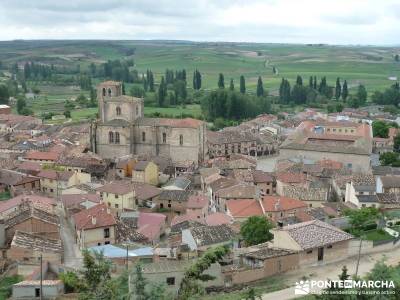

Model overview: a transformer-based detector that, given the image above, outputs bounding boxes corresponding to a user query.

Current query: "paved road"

[58,204,83,270]
[262,244,400,300]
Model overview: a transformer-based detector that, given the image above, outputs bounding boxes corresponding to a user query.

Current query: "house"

[96,181,136,213]
[253,170,275,195]
[132,182,161,207]
[215,184,256,213]
[276,172,307,196]
[225,196,308,224]
[61,193,101,215]
[137,212,167,243]
[222,244,298,286]
[24,151,60,164]
[182,224,236,252]
[345,174,377,208]
[12,261,64,300]
[205,212,233,226]
[140,260,223,294]
[4,203,60,243]
[226,199,264,222]
[199,167,220,191]
[186,194,209,220]
[37,169,91,198]
[7,230,63,264]
[72,203,117,248]
[208,178,238,212]
[155,190,191,222]
[376,175,400,194]
[0,169,40,197]
[132,161,159,186]
[16,161,42,176]
[279,120,372,172]
[0,194,56,218]
[272,220,354,265]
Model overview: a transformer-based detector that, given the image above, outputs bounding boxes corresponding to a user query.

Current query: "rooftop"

[189,224,236,247]
[261,196,308,212]
[73,203,116,230]
[226,199,263,218]
[11,230,62,253]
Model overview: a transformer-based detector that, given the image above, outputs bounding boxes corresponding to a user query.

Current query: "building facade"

[90,81,207,164]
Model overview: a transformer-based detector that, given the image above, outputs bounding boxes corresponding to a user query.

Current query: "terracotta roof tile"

[226,199,263,218]
[73,203,116,230]
[261,196,307,212]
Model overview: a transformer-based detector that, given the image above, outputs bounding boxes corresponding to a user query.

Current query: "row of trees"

[372,82,400,106]
[217,73,265,97]
[201,89,271,121]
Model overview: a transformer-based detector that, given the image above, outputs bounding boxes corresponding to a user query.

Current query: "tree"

[335,77,341,100]
[132,264,147,300]
[148,70,155,92]
[342,80,348,101]
[240,216,273,246]
[64,110,71,118]
[309,76,313,88]
[0,84,9,104]
[296,75,303,86]
[178,245,230,300]
[158,76,167,107]
[79,249,117,300]
[240,75,246,94]
[193,69,202,90]
[372,120,390,138]
[357,84,367,106]
[344,207,380,235]
[256,76,264,97]
[229,78,234,91]
[380,152,400,166]
[59,271,81,293]
[218,73,225,89]
[16,97,26,114]
[395,54,399,62]
[394,134,400,152]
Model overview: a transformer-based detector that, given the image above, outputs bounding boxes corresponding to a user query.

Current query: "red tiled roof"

[37,170,74,181]
[25,151,59,161]
[73,203,116,230]
[205,212,232,226]
[226,199,263,218]
[17,161,42,172]
[253,170,274,183]
[96,181,133,195]
[261,196,307,212]
[171,212,204,226]
[61,194,101,209]
[158,118,203,128]
[187,194,208,209]
[276,172,307,184]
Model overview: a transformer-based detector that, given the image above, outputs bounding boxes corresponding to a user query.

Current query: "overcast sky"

[0,0,399,45]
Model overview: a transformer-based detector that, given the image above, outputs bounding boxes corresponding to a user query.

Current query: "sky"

[0,0,399,45]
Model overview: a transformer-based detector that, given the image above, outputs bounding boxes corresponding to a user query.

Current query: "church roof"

[101,119,131,127]
[136,117,203,128]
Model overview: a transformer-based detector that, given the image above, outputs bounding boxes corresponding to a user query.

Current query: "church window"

[163,133,167,143]
[142,132,146,142]
[108,88,112,97]
[109,131,114,143]
[102,88,106,97]
[116,106,121,116]
[136,106,139,115]
[179,134,183,146]
[115,132,120,144]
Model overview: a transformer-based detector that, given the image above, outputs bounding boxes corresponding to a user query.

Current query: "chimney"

[91,216,96,225]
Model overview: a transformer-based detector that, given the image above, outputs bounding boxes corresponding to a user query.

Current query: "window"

[179,134,183,146]
[136,106,139,115]
[166,277,175,285]
[35,288,40,297]
[108,88,112,97]
[115,204,119,208]
[306,250,313,254]
[50,189,54,193]
[109,131,114,143]
[163,132,167,143]
[327,245,333,249]
[98,243,101,246]
[347,163,352,169]
[102,88,106,97]
[142,132,146,142]
[160,203,164,209]
[168,204,171,208]
[105,241,110,245]
[115,194,119,199]
[104,228,110,238]
[116,106,121,116]
[115,132,120,144]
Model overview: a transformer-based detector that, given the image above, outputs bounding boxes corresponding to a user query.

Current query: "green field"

[1,40,399,121]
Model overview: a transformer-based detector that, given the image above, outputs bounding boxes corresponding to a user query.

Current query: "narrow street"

[58,204,83,270]
[262,244,400,299]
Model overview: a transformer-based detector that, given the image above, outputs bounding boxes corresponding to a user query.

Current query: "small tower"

[97,81,123,122]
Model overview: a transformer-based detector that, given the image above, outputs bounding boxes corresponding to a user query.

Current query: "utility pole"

[40,254,43,300]
[355,237,363,277]
[126,243,129,271]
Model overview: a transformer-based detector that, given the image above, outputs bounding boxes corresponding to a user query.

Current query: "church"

[90,81,207,165]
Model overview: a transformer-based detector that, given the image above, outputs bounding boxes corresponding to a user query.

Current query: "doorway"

[318,247,324,261]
